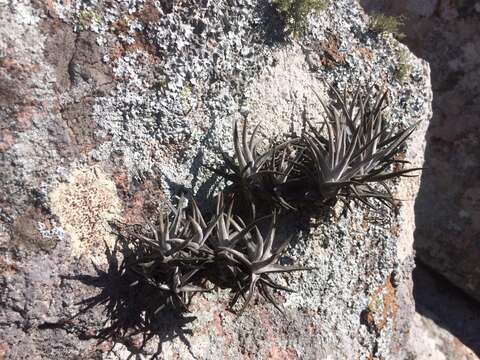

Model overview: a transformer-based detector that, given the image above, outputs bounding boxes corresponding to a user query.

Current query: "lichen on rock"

[0,0,432,359]
[49,166,122,258]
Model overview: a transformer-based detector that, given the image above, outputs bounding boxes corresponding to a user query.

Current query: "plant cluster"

[368,14,405,39]
[272,0,329,36]
[121,85,419,316]
[124,194,306,316]
[215,85,419,213]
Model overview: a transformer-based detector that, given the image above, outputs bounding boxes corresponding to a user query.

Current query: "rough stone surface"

[360,1,480,358]
[408,313,478,360]
[410,263,480,359]
[0,0,431,359]
[361,0,480,306]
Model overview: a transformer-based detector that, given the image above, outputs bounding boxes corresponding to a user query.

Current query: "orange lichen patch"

[0,56,38,74]
[121,190,149,224]
[111,169,129,196]
[212,311,225,337]
[357,46,375,62]
[389,223,401,237]
[361,211,371,230]
[0,129,15,152]
[0,341,8,360]
[14,106,36,130]
[136,1,163,23]
[111,166,167,225]
[317,33,346,68]
[381,276,398,328]
[109,3,162,61]
[49,166,122,258]
[364,275,398,333]
[109,44,125,62]
[253,307,300,359]
[0,230,10,246]
[389,153,408,175]
[266,346,298,360]
[307,321,316,335]
[0,255,17,277]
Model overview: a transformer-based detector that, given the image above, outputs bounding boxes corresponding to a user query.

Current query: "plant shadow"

[64,239,197,359]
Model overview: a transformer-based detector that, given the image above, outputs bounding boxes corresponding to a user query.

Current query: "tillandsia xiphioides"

[203,194,307,314]
[126,196,214,311]
[208,119,300,216]
[203,192,259,288]
[217,212,310,315]
[299,84,421,210]
[115,82,420,319]
[121,193,309,315]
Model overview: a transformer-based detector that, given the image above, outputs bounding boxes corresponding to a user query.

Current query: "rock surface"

[0,0,431,359]
[408,313,478,360]
[360,0,480,305]
[410,263,480,359]
[359,1,480,358]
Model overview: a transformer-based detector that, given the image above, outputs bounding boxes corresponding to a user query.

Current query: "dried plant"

[301,85,420,209]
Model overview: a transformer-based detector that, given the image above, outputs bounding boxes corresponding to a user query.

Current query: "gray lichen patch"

[49,166,122,258]
[277,205,399,358]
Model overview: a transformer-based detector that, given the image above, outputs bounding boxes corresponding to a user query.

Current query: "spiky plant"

[129,196,218,260]
[263,138,309,209]
[110,83,420,320]
[127,196,215,310]
[209,119,297,215]
[204,193,262,288]
[301,85,420,209]
[218,213,309,315]
[147,266,210,312]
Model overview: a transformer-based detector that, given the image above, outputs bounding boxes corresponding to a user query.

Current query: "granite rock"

[360,0,480,307]
[0,1,432,359]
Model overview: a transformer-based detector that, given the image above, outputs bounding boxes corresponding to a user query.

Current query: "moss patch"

[368,14,405,39]
[272,0,328,36]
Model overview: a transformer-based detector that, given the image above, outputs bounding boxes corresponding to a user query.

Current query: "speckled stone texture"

[0,1,431,359]
[360,0,480,305]
[360,0,480,358]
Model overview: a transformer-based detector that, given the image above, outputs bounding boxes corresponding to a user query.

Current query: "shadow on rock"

[257,1,289,45]
[63,241,196,359]
[413,262,480,356]
[358,0,480,355]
